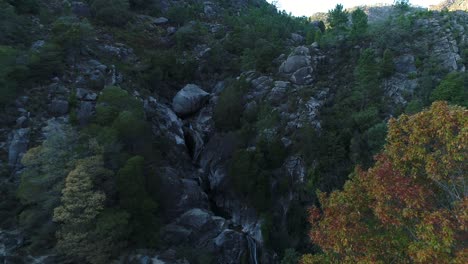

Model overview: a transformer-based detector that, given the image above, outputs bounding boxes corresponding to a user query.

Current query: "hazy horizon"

[267,0,443,16]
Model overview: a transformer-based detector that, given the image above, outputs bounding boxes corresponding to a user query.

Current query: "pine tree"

[117,156,159,245]
[327,4,349,31]
[350,8,368,40]
[381,49,395,78]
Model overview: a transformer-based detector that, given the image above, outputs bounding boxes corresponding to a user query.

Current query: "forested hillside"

[0,0,466,263]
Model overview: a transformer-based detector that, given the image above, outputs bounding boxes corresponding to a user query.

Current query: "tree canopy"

[302,101,467,263]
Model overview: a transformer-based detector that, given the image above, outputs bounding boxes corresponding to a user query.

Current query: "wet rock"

[212,81,225,95]
[157,168,209,219]
[15,116,28,128]
[212,229,247,264]
[183,125,205,161]
[160,224,191,245]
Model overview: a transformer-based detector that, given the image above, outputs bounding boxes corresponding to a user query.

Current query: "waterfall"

[246,235,258,264]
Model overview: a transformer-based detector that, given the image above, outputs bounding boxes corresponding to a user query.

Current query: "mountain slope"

[0,0,467,263]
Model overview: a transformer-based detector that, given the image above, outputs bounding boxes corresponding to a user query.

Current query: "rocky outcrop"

[394,54,417,74]
[157,167,209,220]
[279,46,325,85]
[172,84,210,117]
[7,128,30,168]
[414,16,466,72]
[146,97,185,146]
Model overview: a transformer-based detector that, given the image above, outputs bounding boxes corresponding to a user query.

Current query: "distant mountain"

[431,0,468,11]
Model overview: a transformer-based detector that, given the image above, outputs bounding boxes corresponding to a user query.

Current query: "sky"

[266,0,442,16]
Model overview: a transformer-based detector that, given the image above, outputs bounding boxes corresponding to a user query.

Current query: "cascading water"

[246,235,258,264]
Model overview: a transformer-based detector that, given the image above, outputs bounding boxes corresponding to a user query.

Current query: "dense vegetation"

[302,102,467,263]
[0,0,466,263]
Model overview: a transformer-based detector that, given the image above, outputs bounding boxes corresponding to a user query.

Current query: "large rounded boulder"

[172,84,210,117]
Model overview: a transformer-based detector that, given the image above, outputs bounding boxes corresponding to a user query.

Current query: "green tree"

[0,46,26,106]
[381,49,395,78]
[7,0,39,14]
[302,102,467,264]
[27,43,64,82]
[0,0,29,45]
[350,8,368,40]
[129,0,154,9]
[229,149,271,211]
[51,17,94,62]
[117,156,159,245]
[353,48,382,108]
[281,248,300,264]
[90,0,131,26]
[430,72,467,107]
[94,86,152,154]
[327,4,349,31]
[214,79,249,131]
[17,122,80,251]
[95,86,143,126]
[53,156,116,264]
[394,0,410,11]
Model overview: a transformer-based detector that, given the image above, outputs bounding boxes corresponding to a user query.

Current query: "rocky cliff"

[0,0,467,263]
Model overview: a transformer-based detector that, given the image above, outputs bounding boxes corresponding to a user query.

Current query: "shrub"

[142,50,197,90]
[95,86,142,126]
[28,43,64,82]
[430,72,467,107]
[281,249,300,264]
[51,17,94,61]
[213,79,249,131]
[167,4,201,25]
[129,0,154,9]
[229,149,271,211]
[0,46,23,106]
[7,0,39,14]
[175,23,206,49]
[94,86,152,155]
[90,0,131,26]
[0,1,29,45]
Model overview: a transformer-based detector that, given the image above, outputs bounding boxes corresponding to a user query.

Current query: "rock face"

[394,54,417,74]
[160,208,249,264]
[172,84,210,116]
[48,99,69,116]
[414,17,466,72]
[279,46,323,85]
[157,167,209,220]
[7,128,30,168]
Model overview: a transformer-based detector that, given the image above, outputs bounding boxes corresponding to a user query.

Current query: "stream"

[246,235,258,264]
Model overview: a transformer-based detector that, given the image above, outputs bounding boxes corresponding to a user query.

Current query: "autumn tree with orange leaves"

[302,101,467,263]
